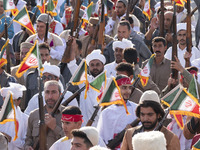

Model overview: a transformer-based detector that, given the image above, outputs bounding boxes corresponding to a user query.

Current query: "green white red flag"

[172,0,185,7]
[82,2,94,23]
[0,92,18,141]
[37,0,45,13]
[46,0,57,16]
[0,39,9,68]
[161,76,200,129]
[138,54,155,87]
[13,7,36,34]
[99,77,129,114]
[3,0,16,11]
[16,40,43,78]
[143,0,151,20]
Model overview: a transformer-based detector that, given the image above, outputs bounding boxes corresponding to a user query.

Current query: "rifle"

[107,118,140,149]
[4,17,10,74]
[86,104,100,126]
[154,108,169,131]
[44,13,50,43]
[62,85,86,106]
[61,0,82,63]
[159,0,164,37]
[182,7,198,23]
[171,2,178,81]
[185,0,192,68]
[34,76,47,150]
[97,0,105,51]
[130,0,139,13]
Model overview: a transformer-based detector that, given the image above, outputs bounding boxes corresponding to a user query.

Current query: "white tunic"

[97,101,138,149]
[165,44,200,67]
[49,136,71,150]
[104,61,118,78]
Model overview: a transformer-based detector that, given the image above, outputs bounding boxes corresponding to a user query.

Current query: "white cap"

[86,50,106,66]
[112,38,134,51]
[80,126,99,146]
[139,90,160,104]
[42,62,60,77]
[0,83,26,99]
[132,131,167,150]
[177,23,195,33]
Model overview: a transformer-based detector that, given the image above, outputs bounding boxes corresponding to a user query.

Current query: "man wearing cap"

[71,126,99,150]
[97,75,137,149]
[24,80,65,150]
[80,17,113,58]
[104,21,151,66]
[68,49,106,126]
[0,83,28,150]
[24,62,77,115]
[49,106,83,150]
[26,13,64,65]
[104,38,133,77]
[121,90,180,150]
[165,23,200,68]
[0,0,14,39]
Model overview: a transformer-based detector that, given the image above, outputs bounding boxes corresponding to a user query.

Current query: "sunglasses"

[42,75,57,81]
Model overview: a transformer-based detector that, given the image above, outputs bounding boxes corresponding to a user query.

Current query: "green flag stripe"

[72,63,85,82]
[0,97,12,122]
[14,7,26,20]
[171,91,187,110]
[101,80,116,103]
[90,73,105,90]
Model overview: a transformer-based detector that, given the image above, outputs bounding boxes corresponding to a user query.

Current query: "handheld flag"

[161,77,200,129]
[143,0,151,20]
[172,0,185,7]
[13,7,36,34]
[3,0,16,11]
[138,54,155,87]
[46,0,57,16]
[0,92,18,141]
[0,39,9,68]
[37,0,45,13]
[99,77,129,114]
[82,2,94,23]
[16,40,43,78]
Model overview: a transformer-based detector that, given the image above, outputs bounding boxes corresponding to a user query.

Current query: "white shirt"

[165,44,200,67]
[50,136,71,150]
[97,101,138,149]
[24,91,78,115]
[104,61,118,78]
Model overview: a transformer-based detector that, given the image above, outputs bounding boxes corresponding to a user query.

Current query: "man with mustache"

[164,23,200,67]
[143,37,171,91]
[24,80,65,150]
[121,90,180,150]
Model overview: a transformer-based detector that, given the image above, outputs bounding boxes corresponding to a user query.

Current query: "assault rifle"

[86,105,100,126]
[107,118,140,149]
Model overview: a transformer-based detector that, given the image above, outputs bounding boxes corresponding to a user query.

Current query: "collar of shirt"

[36,32,50,43]
[153,57,167,65]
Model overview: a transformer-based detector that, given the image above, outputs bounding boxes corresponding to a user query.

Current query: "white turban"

[42,62,60,77]
[0,83,26,99]
[112,38,134,51]
[177,23,195,33]
[86,49,106,66]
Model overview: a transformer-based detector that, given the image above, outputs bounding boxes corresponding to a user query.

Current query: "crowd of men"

[0,0,200,149]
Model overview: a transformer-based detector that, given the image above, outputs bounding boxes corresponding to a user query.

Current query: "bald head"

[164,11,173,30]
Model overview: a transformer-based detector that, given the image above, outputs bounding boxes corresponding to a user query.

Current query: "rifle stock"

[171,2,178,80]
[86,105,100,126]
[62,85,86,106]
[107,118,140,149]
[61,0,82,63]
[154,109,169,131]
[159,0,164,37]
[185,0,192,67]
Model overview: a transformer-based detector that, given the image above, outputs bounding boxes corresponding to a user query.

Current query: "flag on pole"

[99,77,129,114]
[82,2,94,23]
[13,7,36,34]
[46,0,57,16]
[0,92,18,141]
[16,40,43,78]
[37,0,45,13]
[138,54,155,87]
[162,77,200,129]
[173,0,185,7]
[0,39,9,68]
[3,0,16,11]
[143,0,151,20]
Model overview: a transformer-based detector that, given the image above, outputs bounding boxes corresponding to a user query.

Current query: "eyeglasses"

[42,75,57,81]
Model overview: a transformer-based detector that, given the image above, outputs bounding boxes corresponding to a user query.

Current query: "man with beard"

[143,37,171,91]
[67,49,106,126]
[121,90,180,150]
[97,75,137,149]
[165,23,200,67]
[24,81,65,150]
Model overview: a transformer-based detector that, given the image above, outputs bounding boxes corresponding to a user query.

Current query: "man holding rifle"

[121,90,180,150]
[24,80,65,150]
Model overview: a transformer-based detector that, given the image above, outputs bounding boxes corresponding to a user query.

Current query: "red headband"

[116,77,132,86]
[61,114,83,122]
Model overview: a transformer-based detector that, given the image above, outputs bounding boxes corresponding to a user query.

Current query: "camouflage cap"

[37,13,52,24]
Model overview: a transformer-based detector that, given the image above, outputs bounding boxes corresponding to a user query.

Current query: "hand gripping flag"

[138,54,155,87]
[0,92,18,141]
[161,76,200,129]
[99,77,129,114]
[16,40,43,78]
[13,7,36,34]
[0,39,9,68]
